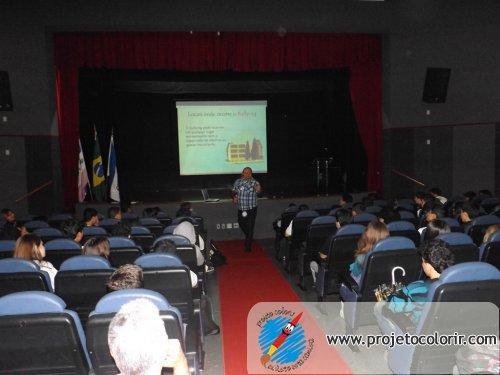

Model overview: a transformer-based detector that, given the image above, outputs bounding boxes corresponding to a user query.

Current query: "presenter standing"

[232,167,261,252]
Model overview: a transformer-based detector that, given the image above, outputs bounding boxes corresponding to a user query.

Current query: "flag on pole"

[92,127,106,201]
[107,130,120,202]
[77,139,90,202]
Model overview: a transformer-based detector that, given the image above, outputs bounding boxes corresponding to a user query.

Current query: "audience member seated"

[349,221,389,284]
[173,221,205,267]
[418,205,445,232]
[339,193,353,208]
[429,187,447,205]
[378,207,401,224]
[309,208,352,284]
[108,298,189,375]
[82,236,110,260]
[108,206,122,221]
[456,201,481,231]
[13,233,57,288]
[422,219,451,242]
[107,264,144,292]
[413,192,439,218]
[153,240,198,288]
[143,206,162,218]
[83,207,100,227]
[482,223,500,243]
[378,239,455,326]
[350,202,365,218]
[176,202,193,218]
[463,190,477,203]
[1,208,27,240]
[59,219,84,243]
[110,221,132,238]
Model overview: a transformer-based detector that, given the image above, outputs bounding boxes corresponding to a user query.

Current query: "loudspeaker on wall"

[422,67,451,104]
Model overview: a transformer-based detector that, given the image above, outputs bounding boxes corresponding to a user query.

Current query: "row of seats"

[0,289,200,374]
[0,234,198,269]
[0,252,205,374]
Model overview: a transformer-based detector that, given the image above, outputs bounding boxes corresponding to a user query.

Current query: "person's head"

[108,298,171,375]
[60,219,84,243]
[351,203,365,216]
[107,264,144,292]
[463,191,477,202]
[355,221,389,256]
[483,224,500,243]
[1,208,15,223]
[478,189,493,198]
[429,188,443,198]
[419,239,455,279]
[298,204,309,211]
[153,239,177,253]
[180,202,192,212]
[13,233,45,261]
[378,207,401,224]
[414,192,428,207]
[83,208,99,226]
[143,207,160,218]
[110,222,132,237]
[423,219,451,241]
[334,209,352,228]
[82,237,110,259]
[108,206,122,220]
[176,202,192,217]
[339,193,353,207]
[458,202,481,224]
[424,206,445,223]
[241,167,253,179]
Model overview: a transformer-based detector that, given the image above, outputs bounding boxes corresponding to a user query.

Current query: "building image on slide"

[226,138,264,163]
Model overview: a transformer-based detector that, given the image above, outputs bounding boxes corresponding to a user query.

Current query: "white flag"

[78,139,90,202]
[107,132,120,202]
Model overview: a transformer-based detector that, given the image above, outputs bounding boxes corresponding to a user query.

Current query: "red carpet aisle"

[217,240,351,374]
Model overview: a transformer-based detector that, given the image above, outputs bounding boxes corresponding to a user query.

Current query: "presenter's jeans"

[238,207,257,251]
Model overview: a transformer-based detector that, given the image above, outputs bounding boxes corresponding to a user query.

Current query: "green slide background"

[177,101,268,175]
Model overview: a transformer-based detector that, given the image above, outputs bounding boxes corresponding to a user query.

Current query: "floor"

[201,238,389,375]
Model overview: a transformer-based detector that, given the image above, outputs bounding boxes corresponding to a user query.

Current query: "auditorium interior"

[0,1,499,374]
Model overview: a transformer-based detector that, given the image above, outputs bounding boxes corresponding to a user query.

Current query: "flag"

[92,127,106,201]
[107,131,120,202]
[77,139,89,202]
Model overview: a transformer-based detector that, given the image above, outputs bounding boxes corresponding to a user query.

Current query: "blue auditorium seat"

[0,258,52,295]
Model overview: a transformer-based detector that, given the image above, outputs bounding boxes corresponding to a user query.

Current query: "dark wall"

[1,0,499,214]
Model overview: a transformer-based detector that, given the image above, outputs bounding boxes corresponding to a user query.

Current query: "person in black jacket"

[1,208,27,240]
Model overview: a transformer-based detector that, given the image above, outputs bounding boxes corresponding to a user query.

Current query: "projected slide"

[176,101,268,175]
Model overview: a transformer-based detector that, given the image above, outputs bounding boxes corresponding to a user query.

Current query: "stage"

[75,193,369,241]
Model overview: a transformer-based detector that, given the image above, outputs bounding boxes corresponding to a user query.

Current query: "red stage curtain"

[54,32,382,208]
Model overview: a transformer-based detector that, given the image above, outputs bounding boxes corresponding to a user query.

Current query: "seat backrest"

[388,221,420,247]
[0,240,15,259]
[44,238,83,269]
[99,218,119,231]
[480,231,500,267]
[33,227,65,242]
[305,216,337,253]
[163,224,178,234]
[135,253,183,268]
[154,234,191,247]
[327,224,365,273]
[83,226,109,236]
[156,212,172,227]
[373,199,387,208]
[0,291,90,374]
[23,220,49,230]
[141,267,194,324]
[467,215,500,245]
[0,258,51,296]
[410,262,500,374]
[312,205,332,216]
[108,237,142,267]
[86,289,183,375]
[480,197,500,213]
[139,218,164,236]
[437,232,479,264]
[291,210,319,243]
[130,226,154,252]
[365,205,382,214]
[280,210,297,236]
[359,237,420,301]
[56,256,114,326]
[352,212,378,225]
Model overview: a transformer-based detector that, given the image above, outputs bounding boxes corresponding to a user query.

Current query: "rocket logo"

[259,312,307,368]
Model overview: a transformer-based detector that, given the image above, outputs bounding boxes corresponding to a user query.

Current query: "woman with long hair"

[13,233,58,288]
[349,221,389,282]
